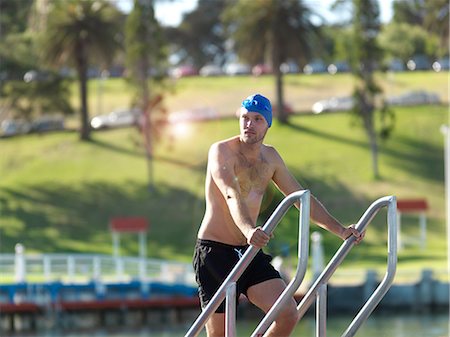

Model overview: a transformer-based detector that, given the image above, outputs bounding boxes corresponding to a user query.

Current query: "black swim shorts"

[193,238,281,313]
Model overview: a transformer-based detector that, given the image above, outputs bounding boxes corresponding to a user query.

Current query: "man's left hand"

[342,225,365,244]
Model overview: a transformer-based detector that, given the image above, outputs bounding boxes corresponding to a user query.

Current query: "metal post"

[296,196,396,331]
[419,212,426,249]
[225,282,237,337]
[341,197,397,337]
[112,232,120,257]
[67,255,75,282]
[43,255,51,282]
[93,256,101,281]
[440,124,450,336]
[396,212,402,250]
[251,190,310,337]
[312,232,326,337]
[14,243,26,283]
[139,232,147,258]
[316,284,327,337]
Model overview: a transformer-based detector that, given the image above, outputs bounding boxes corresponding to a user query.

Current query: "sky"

[117,0,394,27]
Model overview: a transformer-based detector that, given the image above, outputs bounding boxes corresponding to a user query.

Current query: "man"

[193,93,364,337]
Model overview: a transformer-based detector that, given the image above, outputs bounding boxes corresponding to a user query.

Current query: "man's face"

[239,110,268,144]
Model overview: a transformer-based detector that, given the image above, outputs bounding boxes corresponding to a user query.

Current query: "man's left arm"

[270,148,364,243]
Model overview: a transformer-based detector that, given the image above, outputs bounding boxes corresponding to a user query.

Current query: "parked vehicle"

[223,62,251,76]
[0,119,31,137]
[432,57,449,72]
[406,55,431,71]
[303,60,327,74]
[252,64,272,76]
[327,61,350,75]
[280,61,299,74]
[199,64,224,77]
[90,109,140,130]
[387,58,405,72]
[312,96,354,114]
[169,65,198,78]
[30,116,65,133]
[385,90,440,106]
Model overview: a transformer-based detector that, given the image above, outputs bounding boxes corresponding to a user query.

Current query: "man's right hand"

[246,226,271,248]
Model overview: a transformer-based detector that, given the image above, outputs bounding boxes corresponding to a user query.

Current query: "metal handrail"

[184,190,311,337]
[341,196,397,337]
[293,196,397,337]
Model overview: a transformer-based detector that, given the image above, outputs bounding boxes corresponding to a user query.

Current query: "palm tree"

[223,0,319,123]
[41,0,122,140]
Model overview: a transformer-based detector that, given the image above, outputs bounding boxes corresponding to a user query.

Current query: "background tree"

[350,0,390,179]
[125,0,167,190]
[223,0,319,124]
[41,0,122,140]
[393,0,449,56]
[379,22,440,63]
[164,0,228,68]
[0,0,73,121]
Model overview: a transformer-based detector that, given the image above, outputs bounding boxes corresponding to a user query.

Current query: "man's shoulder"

[210,136,239,152]
[262,143,281,159]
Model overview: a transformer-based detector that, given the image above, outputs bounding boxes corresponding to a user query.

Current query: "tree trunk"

[139,57,153,191]
[363,113,380,179]
[275,68,287,124]
[76,43,90,141]
[272,38,287,124]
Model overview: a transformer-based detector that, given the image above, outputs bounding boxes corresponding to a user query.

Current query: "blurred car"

[0,119,31,137]
[280,61,299,74]
[90,109,140,130]
[387,58,405,72]
[327,61,350,75]
[169,65,198,78]
[312,96,354,114]
[385,90,440,106]
[303,60,327,74]
[223,62,251,76]
[30,116,65,133]
[406,55,431,71]
[432,57,449,72]
[252,64,272,76]
[199,64,224,77]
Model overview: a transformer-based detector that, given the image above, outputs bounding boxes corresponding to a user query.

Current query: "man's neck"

[238,137,262,160]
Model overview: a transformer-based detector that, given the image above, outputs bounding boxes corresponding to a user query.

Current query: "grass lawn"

[0,98,447,280]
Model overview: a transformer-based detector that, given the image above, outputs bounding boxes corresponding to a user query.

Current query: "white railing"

[0,253,195,285]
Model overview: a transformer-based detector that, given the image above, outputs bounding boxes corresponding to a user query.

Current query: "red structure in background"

[109,217,149,258]
[396,199,428,249]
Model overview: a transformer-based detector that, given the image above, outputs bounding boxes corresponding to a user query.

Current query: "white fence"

[0,253,195,285]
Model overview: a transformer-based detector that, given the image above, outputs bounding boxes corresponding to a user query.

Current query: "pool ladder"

[185,190,397,337]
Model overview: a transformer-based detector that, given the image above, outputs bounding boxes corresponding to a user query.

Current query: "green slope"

[0,104,447,274]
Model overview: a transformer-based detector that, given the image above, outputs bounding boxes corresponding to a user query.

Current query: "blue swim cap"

[241,94,272,127]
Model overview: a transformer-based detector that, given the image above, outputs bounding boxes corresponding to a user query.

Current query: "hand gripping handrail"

[293,195,397,337]
[184,190,311,337]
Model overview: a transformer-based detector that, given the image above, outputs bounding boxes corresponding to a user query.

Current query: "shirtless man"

[193,93,364,337]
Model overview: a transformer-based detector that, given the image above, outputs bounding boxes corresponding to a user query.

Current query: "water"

[4,311,448,337]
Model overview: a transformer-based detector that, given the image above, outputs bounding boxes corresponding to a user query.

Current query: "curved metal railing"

[184,190,311,337]
[185,194,397,337]
[292,195,397,337]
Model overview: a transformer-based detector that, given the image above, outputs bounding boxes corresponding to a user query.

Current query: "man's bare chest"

[235,160,273,197]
